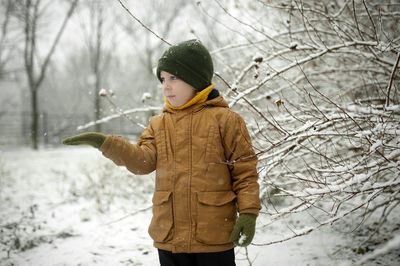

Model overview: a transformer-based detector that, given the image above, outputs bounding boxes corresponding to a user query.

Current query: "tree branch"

[116,0,171,46]
[36,0,78,88]
[385,52,400,107]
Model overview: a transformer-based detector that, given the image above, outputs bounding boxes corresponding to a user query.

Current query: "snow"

[386,105,400,112]
[0,148,155,265]
[238,234,247,245]
[99,89,107,97]
[141,92,152,102]
[289,41,298,49]
[0,148,399,266]
[369,140,382,153]
[355,234,400,266]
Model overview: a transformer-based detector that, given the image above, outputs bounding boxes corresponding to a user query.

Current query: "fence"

[0,111,145,147]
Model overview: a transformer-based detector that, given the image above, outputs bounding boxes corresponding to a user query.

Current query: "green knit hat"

[156,39,214,91]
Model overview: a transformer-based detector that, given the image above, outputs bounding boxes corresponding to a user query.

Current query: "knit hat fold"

[157,39,214,91]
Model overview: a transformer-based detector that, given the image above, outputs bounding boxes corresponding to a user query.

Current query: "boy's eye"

[170,75,177,80]
[160,77,165,83]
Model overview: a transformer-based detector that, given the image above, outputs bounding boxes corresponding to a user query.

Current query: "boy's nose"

[162,82,171,90]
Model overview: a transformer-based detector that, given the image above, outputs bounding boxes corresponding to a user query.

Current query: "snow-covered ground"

[0,147,398,266]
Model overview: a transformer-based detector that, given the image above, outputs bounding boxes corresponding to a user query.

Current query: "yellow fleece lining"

[165,83,215,110]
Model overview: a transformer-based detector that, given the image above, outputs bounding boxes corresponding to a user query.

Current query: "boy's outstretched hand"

[62,132,107,149]
[230,213,257,247]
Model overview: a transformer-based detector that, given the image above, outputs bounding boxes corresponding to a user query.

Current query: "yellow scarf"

[165,83,215,110]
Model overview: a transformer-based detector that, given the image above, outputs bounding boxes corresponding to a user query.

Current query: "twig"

[244,246,253,266]
[216,71,287,135]
[362,0,378,41]
[332,0,351,18]
[253,189,381,246]
[352,0,365,41]
[230,40,378,107]
[385,52,400,107]
[116,0,171,46]
[101,93,146,129]
[36,0,79,87]
[213,0,289,49]
[77,106,162,131]
[353,233,400,266]
[105,206,152,225]
[297,61,392,163]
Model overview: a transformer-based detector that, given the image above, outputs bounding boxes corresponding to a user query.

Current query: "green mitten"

[230,213,257,247]
[62,132,106,149]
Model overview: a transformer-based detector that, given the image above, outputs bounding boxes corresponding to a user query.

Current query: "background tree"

[0,0,16,80]
[79,0,116,133]
[0,0,17,120]
[12,0,78,149]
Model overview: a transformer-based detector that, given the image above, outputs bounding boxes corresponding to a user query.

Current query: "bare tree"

[0,0,25,80]
[78,0,115,133]
[0,0,13,79]
[0,0,16,119]
[12,0,78,149]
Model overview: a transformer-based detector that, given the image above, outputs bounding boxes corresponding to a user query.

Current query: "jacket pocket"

[195,191,237,245]
[148,191,174,243]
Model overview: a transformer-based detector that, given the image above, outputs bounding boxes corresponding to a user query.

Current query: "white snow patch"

[354,234,400,266]
[238,234,247,245]
[141,92,152,102]
[369,140,382,153]
[1,148,399,266]
[99,88,107,96]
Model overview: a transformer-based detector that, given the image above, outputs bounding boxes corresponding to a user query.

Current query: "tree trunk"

[93,2,103,133]
[19,0,78,149]
[95,75,101,132]
[31,87,38,149]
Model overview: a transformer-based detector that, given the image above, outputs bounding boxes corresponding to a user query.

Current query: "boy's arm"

[62,122,157,174]
[99,122,157,175]
[223,111,261,216]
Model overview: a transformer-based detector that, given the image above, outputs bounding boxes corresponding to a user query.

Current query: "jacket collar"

[163,93,229,114]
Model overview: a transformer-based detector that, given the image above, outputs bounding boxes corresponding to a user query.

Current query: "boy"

[63,39,261,266]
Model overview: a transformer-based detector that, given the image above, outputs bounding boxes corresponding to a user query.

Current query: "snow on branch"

[229,40,379,108]
[77,106,162,131]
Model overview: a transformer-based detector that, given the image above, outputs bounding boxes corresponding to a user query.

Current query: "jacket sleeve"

[99,119,157,175]
[222,111,261,215]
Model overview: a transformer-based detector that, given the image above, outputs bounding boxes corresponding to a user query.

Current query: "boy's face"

[160,71,197,107]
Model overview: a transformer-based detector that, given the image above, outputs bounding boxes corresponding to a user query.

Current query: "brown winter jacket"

[99,95,261,253]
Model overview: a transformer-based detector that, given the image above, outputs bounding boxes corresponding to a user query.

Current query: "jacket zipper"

[188,113,193,252]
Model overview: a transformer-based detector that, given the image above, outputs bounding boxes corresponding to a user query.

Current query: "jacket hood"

[162,94,229,114]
